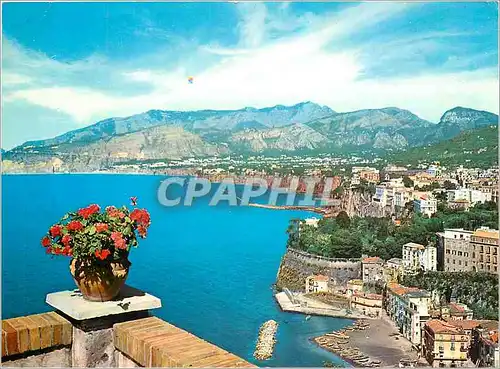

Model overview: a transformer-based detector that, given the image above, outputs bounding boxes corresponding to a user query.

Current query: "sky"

[1,1,499,149]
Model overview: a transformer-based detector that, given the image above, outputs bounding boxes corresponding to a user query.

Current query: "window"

[446,250,451,254]
[453,260,456,264]
[450,343,455,351]
[458,251,462,256]
[459,260,462,265]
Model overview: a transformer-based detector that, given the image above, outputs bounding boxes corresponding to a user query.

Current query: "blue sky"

[2,1,498,149]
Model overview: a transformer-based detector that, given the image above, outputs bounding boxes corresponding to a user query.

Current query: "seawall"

[275,248,361,291]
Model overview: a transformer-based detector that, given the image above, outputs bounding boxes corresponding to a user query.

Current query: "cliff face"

[275,248,361,292]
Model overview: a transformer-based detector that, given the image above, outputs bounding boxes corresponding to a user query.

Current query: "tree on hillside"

[443,180,457,190]
[336,211,351,229]
[403,176,414,188]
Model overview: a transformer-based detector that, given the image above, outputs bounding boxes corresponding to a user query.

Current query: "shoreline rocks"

[254,320,278,361]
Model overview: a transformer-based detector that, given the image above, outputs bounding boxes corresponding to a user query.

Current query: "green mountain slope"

[385,125,498,168]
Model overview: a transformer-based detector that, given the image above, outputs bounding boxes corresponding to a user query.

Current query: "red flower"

[62,246,73,257]
[46,247,53,254]
[107,206,125,219]
[41,236,51,247]
[67,221,84,231]
[137,224,148,238]
[111,232,127,249]
[62,234,72,247]
[111,232,122,241]
[95,223,108,233]
[95,249,111,260]
[78,204,100,219]
[50,225,62,237]
[130,209,151,226]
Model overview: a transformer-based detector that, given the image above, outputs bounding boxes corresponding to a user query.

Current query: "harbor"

[312,317,421,368]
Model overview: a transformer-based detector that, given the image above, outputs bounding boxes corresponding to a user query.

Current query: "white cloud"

[2,1,498,140]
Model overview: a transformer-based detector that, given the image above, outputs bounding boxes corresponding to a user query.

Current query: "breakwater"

[254,320,278,361]
[275,248,361,291]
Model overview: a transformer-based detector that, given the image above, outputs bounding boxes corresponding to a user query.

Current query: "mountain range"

[3,102,498,171]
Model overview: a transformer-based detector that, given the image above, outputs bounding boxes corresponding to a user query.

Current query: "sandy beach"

[312,315,421,367]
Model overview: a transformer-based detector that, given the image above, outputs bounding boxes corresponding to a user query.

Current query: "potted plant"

[41,198,151,301]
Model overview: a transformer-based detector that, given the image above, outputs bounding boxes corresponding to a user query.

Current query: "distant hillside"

[385,125,498,168]
[3,102,498,173]
[16,101,335,149]
[306,107,433,149]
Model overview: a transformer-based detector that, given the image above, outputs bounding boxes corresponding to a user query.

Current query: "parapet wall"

[275,248,361,291]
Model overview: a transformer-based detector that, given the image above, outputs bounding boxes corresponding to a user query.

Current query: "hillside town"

[273,162,498,368]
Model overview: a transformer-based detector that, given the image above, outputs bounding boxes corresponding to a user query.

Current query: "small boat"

[305,315,311,321]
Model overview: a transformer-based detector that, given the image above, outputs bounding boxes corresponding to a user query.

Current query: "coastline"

[312,316,420,368]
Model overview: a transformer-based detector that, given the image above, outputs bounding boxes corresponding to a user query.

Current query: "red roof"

[362,256,383,264]
[446,319,481,331]
[311,275,329,282]
[426,319,463,334]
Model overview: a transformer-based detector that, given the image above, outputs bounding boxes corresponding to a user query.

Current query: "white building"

[427,165,442,177]
[447,189,491,205]
[305,275,329,293]
[402,242,437,273]
[421,244,437,271]
[304,218,320,228]
[414,196,438,217]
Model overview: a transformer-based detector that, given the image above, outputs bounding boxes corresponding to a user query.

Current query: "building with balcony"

[470,227,499,274]
[402,242,437,273]
[414,196,438,217]
[384,283,431,346]
[422,319,470,367]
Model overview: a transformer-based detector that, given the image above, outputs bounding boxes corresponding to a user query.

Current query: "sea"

[2,174,351,367]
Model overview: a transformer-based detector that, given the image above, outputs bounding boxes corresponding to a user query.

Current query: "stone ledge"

[2,312,72,358]
[114,317,257,368]
[46,285,161,321]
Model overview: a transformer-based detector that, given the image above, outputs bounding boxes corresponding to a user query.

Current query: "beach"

[312,315,421,367]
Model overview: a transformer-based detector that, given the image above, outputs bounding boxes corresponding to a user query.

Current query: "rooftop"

[309,274,329,282]
[362,256,383,264]
[446,319,482,331]
[426,319,464,334]
[473,228,499,239]
[403,242,425,250]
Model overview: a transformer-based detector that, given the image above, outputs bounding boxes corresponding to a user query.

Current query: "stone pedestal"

[46,285,161,368]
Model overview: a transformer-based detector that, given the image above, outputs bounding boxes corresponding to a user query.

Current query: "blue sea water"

[2,174,350,367]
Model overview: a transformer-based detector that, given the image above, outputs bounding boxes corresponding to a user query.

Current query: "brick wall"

[2,312,72,359]
[114,317,256,367]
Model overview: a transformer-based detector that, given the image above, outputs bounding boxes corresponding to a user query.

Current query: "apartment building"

[350,292,383,318]
[385,283,432,346]
[436,229,474,272]
[414,196,438,217]
[447,189,491,206]
[470,228,499,274]
[402,242,437,273]
[422,319,470,367]
[361,256,384,284]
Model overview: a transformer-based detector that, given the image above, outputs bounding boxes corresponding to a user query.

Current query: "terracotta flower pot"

[69,258,130,302]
